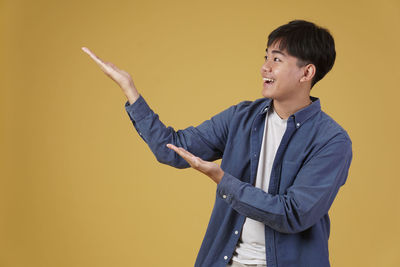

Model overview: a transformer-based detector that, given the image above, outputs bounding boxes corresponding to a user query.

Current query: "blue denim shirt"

[125,95,352,267]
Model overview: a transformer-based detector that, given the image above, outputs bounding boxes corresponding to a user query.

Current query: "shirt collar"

[260,96,321,128]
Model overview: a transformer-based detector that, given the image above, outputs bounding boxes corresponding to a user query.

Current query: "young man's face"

[261,41,307,101]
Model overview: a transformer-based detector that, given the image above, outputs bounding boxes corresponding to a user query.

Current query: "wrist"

[125,90,140,105]
[214,169,224,184]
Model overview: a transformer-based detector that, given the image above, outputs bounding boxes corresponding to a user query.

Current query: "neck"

[272,95,312,120]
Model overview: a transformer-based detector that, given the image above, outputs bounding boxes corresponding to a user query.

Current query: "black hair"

[267,20,336,88]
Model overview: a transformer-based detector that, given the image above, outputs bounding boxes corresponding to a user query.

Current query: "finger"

[81,47,108,68]
[177,147,196,158]
[166,144,194,158]
[166,144,196,163]
[166,144,186,157]
[166,144,214,174]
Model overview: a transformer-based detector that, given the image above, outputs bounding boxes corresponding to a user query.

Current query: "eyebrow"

[265,48,287,57]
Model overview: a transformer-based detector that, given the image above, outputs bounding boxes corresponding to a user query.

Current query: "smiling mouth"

[263,77,275,84]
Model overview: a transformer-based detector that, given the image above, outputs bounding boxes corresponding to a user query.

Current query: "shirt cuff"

[216,172,243,204]
[124,95,152,122]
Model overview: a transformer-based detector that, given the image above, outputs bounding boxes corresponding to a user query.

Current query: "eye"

[264,55,281,62]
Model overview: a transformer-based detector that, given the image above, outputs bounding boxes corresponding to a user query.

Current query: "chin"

[262,88,275,99]
[262,82,280,99]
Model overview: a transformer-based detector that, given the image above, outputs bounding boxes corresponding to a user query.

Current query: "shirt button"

[296,122,300,127]
[235,230,239,235]
[224,256,228,260]
[222,195,227,199]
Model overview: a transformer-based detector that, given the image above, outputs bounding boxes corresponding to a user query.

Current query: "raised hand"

[166,144,225,184]
[81,47,140,104]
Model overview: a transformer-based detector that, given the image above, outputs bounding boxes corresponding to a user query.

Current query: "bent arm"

[125,95,236,168]
[81,46,234,168]
[216,137,353,234]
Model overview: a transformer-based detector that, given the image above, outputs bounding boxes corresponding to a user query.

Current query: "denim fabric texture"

[125,95,353,267]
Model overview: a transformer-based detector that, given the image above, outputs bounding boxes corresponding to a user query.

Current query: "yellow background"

[1,0,399,266]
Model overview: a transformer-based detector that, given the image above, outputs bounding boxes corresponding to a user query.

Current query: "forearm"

[217,173,306,233]
[125,96,225,169]
[125,96,190,168]
[216,138,352,233]
[216,168,347,234]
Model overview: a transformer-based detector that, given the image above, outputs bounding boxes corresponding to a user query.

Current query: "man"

[82,20,352,267]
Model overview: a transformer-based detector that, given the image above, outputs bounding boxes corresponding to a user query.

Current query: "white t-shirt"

[231,105,287,265]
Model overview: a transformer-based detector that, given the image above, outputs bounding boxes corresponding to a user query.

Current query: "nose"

[261,60,272,74]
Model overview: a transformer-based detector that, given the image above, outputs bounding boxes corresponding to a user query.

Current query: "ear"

[300,64,316,83]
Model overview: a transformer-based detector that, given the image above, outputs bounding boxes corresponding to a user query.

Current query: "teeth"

[263,78,275,82]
